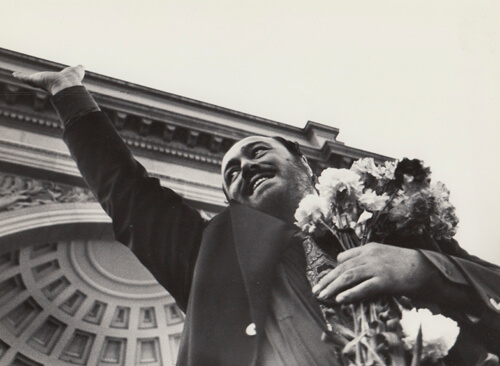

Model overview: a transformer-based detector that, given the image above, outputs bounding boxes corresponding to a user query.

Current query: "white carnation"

[400,308,460,362]
[351,158,397,182]
[294,194,330,233]
[351,157,382,178]
[316,168,364,202]
[359,189,390,212]
[381,160,397,180]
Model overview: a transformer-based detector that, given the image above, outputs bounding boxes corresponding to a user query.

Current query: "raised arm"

[13,67,206,309]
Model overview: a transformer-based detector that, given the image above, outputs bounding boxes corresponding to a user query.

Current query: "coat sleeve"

[60,100,205,311]
[419,240,500,355]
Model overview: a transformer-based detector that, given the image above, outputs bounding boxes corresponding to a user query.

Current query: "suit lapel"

[229,202,298,332]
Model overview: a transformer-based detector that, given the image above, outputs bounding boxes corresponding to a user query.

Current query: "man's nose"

[241,159,260,180]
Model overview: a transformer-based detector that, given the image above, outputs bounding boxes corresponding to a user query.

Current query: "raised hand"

[13,65,85,95]
[312,242,433,304]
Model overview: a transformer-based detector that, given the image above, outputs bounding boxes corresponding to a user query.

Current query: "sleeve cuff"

[51,85,100,126]
[419,249,469,286]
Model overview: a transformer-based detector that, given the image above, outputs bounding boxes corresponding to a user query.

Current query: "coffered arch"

[0,203,184,366]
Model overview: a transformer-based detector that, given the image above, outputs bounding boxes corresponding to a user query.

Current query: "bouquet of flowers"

[295,158,460,365]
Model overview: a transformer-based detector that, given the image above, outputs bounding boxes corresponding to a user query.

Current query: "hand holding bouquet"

[295,158,460,365]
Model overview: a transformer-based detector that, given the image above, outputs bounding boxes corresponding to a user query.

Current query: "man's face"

[221,136,314,223]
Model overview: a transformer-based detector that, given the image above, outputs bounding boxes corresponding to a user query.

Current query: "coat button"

[245,323,256,336]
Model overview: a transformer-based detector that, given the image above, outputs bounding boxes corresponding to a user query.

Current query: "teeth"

[252,177,268,192]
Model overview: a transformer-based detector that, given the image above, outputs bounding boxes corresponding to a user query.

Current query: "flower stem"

[350,304,364,365]
[360,338,388,366]
[318,219,350,251]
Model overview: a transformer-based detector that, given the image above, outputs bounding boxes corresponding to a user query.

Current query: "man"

[14,66,500,365]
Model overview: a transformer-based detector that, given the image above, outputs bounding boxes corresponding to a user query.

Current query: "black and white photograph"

[0,1,499,365]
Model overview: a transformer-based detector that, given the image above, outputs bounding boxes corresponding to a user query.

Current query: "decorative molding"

[0,173,95,213]
[320,140,393,164]
[120,133,222,166]
[3,84,19,104]
[0,103,225,166]
[0,202,110,240]
[0,104,61,130]
[34,91,49,111]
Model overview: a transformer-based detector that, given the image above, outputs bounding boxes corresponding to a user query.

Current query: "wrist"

[411,251,440,299]
[50,77,83,95]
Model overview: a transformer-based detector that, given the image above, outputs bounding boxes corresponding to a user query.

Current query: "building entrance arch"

[0,203,183,366]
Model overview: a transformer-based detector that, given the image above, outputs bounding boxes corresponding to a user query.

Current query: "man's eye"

[252,147,267,157]
[227,169,239,182]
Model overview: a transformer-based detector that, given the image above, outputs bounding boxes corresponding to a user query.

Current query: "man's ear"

[300,155,313,177]
[299,155,318,186]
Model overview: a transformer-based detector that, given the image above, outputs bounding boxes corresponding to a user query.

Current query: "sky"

[1,1,499,263]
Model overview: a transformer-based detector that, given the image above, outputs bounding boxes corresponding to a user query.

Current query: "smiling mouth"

[249,175,273,196]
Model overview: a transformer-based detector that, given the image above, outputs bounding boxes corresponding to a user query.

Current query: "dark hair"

[271,136,316,186]
[271,136,303,159]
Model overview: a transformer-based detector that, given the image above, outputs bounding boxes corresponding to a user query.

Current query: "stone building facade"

[0,48,390,366]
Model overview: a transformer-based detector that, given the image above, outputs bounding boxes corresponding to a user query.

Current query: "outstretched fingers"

[335,277,383,304]
[314,263,372,302]
[12,71,40,88]
[64,65,85,80]
[312,247,368,295]
[337,246,364,263]
[12,65,85,94]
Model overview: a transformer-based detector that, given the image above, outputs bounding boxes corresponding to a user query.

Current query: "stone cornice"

[0,103,224,167]
[320,140,393,165]
[0,48,393,169]
[0,49,311,137]
[119,132,222,166]
[0,101,61,129]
